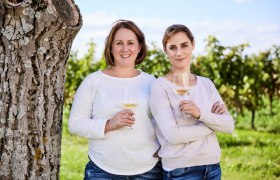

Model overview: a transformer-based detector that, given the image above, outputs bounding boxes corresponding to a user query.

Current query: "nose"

[176,48,182,56]
[122,44,128,52]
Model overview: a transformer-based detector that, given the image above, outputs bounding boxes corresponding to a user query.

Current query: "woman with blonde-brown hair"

[150,24,234,180]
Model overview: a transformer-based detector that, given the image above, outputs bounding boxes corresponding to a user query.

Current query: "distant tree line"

[65,36,280,130]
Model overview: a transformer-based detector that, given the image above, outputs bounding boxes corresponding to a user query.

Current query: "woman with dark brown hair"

[69,20,162,179]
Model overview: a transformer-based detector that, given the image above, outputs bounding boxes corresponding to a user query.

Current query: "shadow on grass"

[219,138,252,148]
[219,134,278,148]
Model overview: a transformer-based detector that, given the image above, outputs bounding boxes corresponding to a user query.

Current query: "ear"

[139,44,142,52]
[163,47,167,54]
[192,40,195,50]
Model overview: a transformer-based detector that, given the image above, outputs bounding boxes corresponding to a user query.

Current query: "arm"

[68,76,108,139]
[198,80,234,133]
[68,76,136,139]
[199,111,234,134]
[149,80,213,145]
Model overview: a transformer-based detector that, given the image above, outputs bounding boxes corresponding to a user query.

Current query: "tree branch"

[48,0,80,27]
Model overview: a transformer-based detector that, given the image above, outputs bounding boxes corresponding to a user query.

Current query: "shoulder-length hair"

[104,19,147,66]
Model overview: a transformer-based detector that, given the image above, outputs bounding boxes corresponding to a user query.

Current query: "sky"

[72,0,280,59]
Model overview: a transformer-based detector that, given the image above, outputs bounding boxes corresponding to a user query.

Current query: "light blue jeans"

[163,163,221,180]
[84,159,163,180]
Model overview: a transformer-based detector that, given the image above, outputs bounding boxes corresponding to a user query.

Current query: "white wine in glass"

[121,103,137,110]
[173,72,191,118]
[121,87,137,130]
[121,87,137,110]
[175,89,189,96]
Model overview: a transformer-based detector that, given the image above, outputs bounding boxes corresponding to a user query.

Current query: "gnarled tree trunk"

[0,0,82,179]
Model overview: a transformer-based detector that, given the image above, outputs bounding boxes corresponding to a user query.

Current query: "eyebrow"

[114,39,136,42]
[168,41,189,46]
[181,42,189,45]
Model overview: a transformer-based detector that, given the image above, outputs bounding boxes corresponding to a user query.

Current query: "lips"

[176,58,185,61]
[121,54,131,58]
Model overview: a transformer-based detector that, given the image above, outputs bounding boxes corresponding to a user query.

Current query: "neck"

[108,66,139,78]
[171,67,191,76]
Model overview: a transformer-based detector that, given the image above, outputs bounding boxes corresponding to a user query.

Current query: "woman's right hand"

[211,101,229,115]
[105,110,135,133]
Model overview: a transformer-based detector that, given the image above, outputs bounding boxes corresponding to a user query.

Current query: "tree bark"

[0,0,82,179]
[251,109,256,130]
[269,94,273,115]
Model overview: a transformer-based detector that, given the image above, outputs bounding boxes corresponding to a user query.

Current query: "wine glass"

[172,72,191,119]
[121,87,137,129]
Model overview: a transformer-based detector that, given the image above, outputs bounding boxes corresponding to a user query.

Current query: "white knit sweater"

[149,76,234,170]
[68,70,159,175]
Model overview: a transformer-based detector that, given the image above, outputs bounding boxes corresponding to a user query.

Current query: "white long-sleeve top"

[68,70,159,175]
[149,76,234,170]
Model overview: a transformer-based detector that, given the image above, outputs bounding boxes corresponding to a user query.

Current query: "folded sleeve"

[198,79,235,134]
[149,80,213,145]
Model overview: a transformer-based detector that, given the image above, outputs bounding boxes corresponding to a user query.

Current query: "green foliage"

[192,36,280,128]
[137,44,171,78]
[261,45,280,115]
[193,36,250,116]
[64,41,106,109]
[237,97,280,133]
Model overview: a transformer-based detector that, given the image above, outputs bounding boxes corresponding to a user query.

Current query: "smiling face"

[165,31,195,72]
[111,28,141,68]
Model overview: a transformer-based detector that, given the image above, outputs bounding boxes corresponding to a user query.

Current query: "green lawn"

[60,131,88,180]
[218,130,280,179]
[60,129,280,180]
[60,100,280,179]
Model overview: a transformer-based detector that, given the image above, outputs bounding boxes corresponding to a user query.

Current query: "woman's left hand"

[179,100,201,119]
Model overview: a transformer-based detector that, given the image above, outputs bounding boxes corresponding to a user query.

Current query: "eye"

[169,46,176,50]
[115,41,123,45]
[182,44,188,48]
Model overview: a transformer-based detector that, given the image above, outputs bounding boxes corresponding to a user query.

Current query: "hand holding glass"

[172,72,191,118]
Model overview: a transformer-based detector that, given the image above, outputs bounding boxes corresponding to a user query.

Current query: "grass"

[60,133,88,180]
[60,99,280,180]
[218,130,280,179]
[60,129,280,180]
[60,109,88,180]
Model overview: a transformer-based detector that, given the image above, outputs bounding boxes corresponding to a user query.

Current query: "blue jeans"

[163,163,221,180]
[84,159,163,180]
